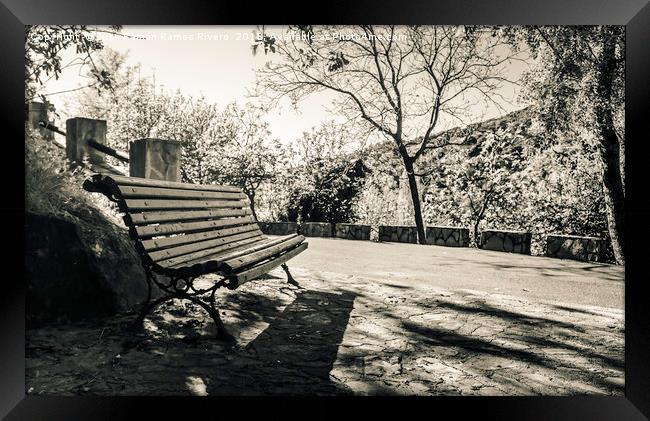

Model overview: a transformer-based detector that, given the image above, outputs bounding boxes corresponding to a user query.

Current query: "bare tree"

[256,25,519,244]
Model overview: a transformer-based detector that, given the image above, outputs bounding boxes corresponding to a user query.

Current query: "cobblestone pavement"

[26,265,624,396]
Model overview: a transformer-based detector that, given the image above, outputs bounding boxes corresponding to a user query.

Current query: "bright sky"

[41,26,530,145]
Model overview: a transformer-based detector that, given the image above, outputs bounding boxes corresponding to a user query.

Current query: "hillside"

[353,106,611,259]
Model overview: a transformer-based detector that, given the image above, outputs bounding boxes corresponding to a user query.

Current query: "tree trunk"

[247,191,258,221]
[596,34,625,264]
[473,218,481,248]
[598,119,625,264]
[403,158,427,244]
[472,189,494,248]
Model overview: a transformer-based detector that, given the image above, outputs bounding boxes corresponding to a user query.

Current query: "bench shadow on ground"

[128,275,364,395]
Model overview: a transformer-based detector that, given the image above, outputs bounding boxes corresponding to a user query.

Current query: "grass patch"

[25,129,124,228]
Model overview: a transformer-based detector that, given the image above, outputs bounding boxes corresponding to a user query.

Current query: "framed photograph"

[4,0,649,418]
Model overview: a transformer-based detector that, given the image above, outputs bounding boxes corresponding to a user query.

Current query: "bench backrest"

[83,174,265,272]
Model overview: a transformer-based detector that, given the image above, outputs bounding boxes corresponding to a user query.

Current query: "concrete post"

[26,101,54,140]
[65,118,107,166]
[129,138,182,182]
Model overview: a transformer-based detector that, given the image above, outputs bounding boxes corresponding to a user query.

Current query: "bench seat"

[83,174,308,340]
[84,173,308,289]
[155,233,308,282]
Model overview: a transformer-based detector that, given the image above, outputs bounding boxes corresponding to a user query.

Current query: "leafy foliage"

[499,25,625,263]
[285,160,367,224]
[25,25,122,102]
[277,122,368,224]
[424,121,529,246]
[202,103,287,218]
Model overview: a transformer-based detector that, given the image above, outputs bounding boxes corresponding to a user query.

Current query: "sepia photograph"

[24,24,626,397]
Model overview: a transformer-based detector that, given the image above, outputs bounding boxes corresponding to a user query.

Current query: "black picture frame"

[3,0,649,419]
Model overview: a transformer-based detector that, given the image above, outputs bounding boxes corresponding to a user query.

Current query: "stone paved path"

[26,265,624,396]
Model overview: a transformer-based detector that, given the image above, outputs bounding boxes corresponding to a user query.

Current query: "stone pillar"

[129,138,182,182]
[27,101,54,140]
[65,118,107,165]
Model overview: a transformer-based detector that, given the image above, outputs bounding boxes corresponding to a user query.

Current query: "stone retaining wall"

[299,222,333,237]
[259,222,298,236]
[334,224,371,241]
[378,226,418,243]
[260,222,606,264]
[480,229,531,254]
[546,234,604,262]
[425,226,470,247]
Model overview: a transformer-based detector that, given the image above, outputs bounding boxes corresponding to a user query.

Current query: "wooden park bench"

[83,174,308,341]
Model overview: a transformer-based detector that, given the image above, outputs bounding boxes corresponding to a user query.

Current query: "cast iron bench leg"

[128,271,235,342]
[190,289,235,342]
[204,304,235,343]
[128,295,169,332]
[128,269,157,332]
[130,295,234,342]
[281,263,300,287]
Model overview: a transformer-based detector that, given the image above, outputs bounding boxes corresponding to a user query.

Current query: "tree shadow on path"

[393,295,624,394]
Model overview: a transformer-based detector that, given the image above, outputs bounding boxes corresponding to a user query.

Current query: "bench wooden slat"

[128,208,252,225]
[139,223,261,251]
[233,242,308,286]
[119,185,246,201]
[125,198,249,211]
[216,234,302,265]
[147,230,263,262]
[84,174,308,286]
[135,215,256,238]
[221,235,306,273]
[155,235,268,268]
[170,234,301,271]
[98,173,242,193]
